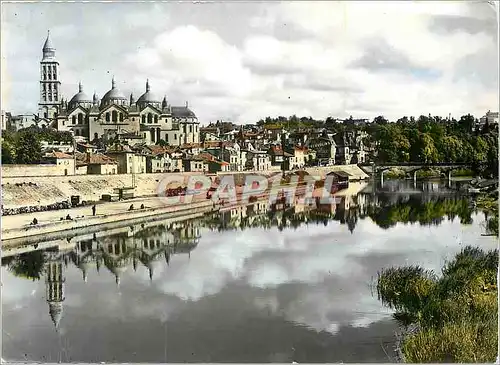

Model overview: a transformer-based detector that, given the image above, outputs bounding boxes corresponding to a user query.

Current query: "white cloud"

[1,2,497,122]
[149,214,496,334]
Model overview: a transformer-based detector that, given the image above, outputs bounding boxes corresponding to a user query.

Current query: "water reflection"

[1,180,494,363]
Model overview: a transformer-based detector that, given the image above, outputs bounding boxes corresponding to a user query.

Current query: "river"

[2,179,497,363]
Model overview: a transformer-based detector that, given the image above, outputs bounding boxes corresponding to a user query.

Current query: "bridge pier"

[413,170,417,182]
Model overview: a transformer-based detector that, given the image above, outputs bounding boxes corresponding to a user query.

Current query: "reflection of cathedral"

[37,32,200,146]
[69,220,202,284]
[44,251,67,329]
[36,219,202,331]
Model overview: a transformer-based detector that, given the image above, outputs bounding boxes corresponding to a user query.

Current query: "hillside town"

[1,32,498,178]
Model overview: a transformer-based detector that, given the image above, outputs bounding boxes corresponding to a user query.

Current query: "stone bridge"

[362,162,471,183]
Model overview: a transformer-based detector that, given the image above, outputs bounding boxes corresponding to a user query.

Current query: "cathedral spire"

[146,79,150,92]
[130,93,135,106]
[43,30,54,51]
[78,81,83,93]
[162,95,167,109]
[112,76,116,89]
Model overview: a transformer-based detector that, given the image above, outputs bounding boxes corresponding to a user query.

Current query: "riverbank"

[1,165,369,210]
[2,179,371,245]
[2,198,217,244]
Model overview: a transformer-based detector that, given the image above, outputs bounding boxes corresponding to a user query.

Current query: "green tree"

[7,251,46,281]
[440,135,463,162]
[15,130,42,164]
[373,115,388,124]
[458,114,475,133]
[1,139,16,163]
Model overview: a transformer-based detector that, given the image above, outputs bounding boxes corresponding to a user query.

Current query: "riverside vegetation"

[259,114,498,178]
[376,191,498,363]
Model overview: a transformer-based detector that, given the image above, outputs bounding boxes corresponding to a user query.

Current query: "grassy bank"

[476,191,499,236]
[377,246,498,362]
[376,191,498,362]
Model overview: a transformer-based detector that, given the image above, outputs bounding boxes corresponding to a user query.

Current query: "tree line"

[257,113,498,177]
[1,126,73,164]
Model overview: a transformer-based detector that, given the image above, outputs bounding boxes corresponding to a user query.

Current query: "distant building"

[41,151,75,175]
[35,31,200,146]
[106,145,146,174]
[478,110,499,130]
[9,114,37,131]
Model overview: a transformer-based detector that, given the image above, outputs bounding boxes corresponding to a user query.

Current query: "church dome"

[101,77,127,107]
[137,80,161,107]
[68,82,92,108]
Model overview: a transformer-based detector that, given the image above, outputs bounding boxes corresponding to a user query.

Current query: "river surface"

[2,179,497,363]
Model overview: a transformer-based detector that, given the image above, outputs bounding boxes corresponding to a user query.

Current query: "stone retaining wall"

[2,199,215,242]
[1,165,369,209]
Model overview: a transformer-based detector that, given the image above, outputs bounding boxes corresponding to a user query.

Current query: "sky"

[1,1,498,125]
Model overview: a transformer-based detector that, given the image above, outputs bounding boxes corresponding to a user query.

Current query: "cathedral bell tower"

[45,253,66,330]
[38,30,61,124]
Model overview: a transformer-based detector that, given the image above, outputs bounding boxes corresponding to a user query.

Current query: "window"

[119,113,124,122]
[189,125,192,133]
[142,115,146,124]
[72,116,76,124]
[174,134,177,139]
[112,110,118,122]
[106,112,110,122]
[147,113,152,124]
[78,114,83,124]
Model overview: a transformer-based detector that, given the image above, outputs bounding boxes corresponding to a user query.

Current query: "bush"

[377,246,498,362]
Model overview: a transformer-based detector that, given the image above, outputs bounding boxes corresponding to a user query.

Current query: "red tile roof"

[46,151,73,159]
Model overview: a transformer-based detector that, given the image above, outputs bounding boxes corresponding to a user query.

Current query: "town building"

[35,32,200,146]
[477,110,499,130]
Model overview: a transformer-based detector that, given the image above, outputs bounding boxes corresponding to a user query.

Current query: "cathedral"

[37,31,200,146]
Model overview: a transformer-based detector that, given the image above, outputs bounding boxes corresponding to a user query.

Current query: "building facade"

[36,32,200,147]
